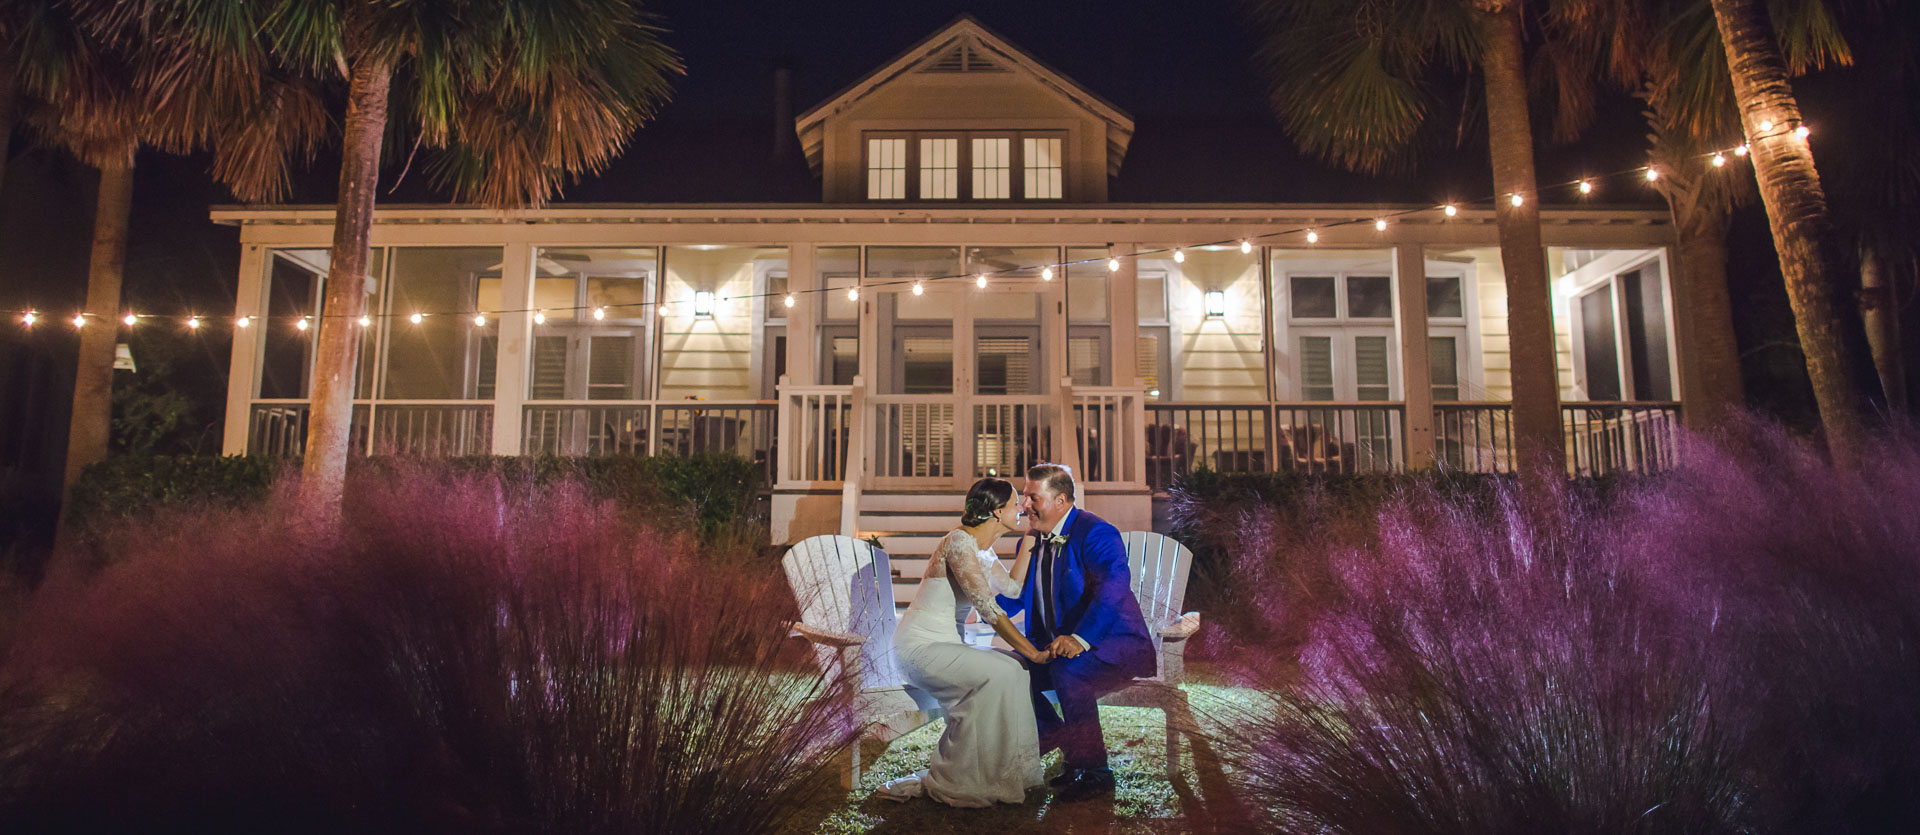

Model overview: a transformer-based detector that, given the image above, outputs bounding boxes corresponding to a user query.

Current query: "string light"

[533,310,546,324]
[846,286,859,301]
[592,307,606,321]
[72,314,86,328]
[1735,144,1749,156]
[659,304,672,317]
[912,281,924,296]
[123,313,138,326]
[1107,257,1120,272]
[784,294,795,308]
[1795,125,1810,139]
[1443,205,1458,217]
[1041,266,1054,281]
[1645,168,1660,182]
[295,317,309,332]
[1712,153,1726,167]
[1374,219,1388,231]
[1759,119,1773,132]
[1579,180,1594,195]
[1173,248,1185,263]
[1239,240,1252,254]
[21,311,36,327]
[976,275,988,288]
[187,316,200,330]
[409,312,424,324]
[1510,193,1525,207]
[359,315,372,327]
[473,314,486,326]
[236,315,251,328]
[1305,230,1319,244]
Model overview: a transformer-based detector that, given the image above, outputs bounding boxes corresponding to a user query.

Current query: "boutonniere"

[1044,533,1069,547]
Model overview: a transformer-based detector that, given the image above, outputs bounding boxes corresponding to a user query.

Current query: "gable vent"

[921,39,1009,74]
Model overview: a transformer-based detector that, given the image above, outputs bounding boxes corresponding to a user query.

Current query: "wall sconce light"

[1204,290,1227,318]
[693,291,715,317]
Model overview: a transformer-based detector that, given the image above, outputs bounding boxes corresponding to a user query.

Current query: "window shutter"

[1354,336,1390,401]
[1300,336,1334,401]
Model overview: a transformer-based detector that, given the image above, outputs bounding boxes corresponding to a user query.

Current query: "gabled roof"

[794,15,1135,177]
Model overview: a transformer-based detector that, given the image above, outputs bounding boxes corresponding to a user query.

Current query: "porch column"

[784,243,819,386]
[1108,244,1140,386]
[490,241,535,455]
[1395,243,1436,470]
[1046,248,1073,479]
[222,243,269,455]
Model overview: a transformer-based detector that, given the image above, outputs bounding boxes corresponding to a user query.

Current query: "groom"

[998,463,1153,802]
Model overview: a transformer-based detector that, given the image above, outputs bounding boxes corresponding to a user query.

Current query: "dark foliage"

[0,463,853,834]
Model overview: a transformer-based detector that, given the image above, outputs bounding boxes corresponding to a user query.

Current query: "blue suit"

[997,507,1153,770]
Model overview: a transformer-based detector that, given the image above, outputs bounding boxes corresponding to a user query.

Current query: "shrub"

[0,463,852,834]
[1202,425,1920,833]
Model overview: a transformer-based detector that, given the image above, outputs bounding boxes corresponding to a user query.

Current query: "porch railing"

[1144,402,1407,491]
[522,400,777,482]
[247,400,493,457]
[869,395,958,482]
[776,384,856,486]
[1072,387,1147,489]
[1431,401,1683,476]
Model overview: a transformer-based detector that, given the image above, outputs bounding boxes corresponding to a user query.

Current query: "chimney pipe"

[772,62,796,161]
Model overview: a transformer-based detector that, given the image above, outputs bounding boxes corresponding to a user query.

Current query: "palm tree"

[84,0,682,511]
[1553,0,1856,433]
[1705,0,1870,465]
[1244,0,1566,479]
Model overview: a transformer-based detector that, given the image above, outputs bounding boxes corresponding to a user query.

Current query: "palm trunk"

[0,63,15,195]
[1860,245,1906,412]
[1667,185,1747,430]
[59,159,136,495]
[301,54,394,511]
[1477,2,1565,482]
[1708,0,1869,466]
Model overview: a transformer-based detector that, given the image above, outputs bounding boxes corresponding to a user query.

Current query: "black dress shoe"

[1048,768,1081,788]
[1054,768,1115,802]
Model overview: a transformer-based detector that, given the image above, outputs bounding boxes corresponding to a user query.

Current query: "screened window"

[1290,276,1338,319]
[1427,275,1464,319]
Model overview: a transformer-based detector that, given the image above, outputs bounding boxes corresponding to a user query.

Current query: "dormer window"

[865,130,1065,200]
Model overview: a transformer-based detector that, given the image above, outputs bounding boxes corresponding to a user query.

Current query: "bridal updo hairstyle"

[960,477,1015,527]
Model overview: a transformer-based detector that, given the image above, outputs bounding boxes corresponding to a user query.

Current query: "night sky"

[1,0,1913,521]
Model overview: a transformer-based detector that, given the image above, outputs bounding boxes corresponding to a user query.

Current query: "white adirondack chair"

[1102,531,1201,778]
[782,534,942,787]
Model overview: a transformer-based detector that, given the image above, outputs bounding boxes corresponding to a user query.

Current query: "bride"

[880,477,1051,806]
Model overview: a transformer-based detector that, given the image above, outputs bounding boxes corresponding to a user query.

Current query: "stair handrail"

[839,375,868,538]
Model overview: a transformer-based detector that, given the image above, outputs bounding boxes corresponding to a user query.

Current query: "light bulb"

[1173,248,1185,263]
[295,317,309,332]
[410,312,424,324]
[1645,167,1660,182]
[533,311,546,325]
[846,287,858,301]
[359,315,372,327]
[1374,219,1388,231]
[72,314,86,328]
[912,282,924,296]
[783,294,795,308]
[1794,125,1810,139]
[473,314,487,326]
[1510,193,1525,207]
[21,311,36,327]
[1735,144,1749,157]
[236,315,251,328]
[1107,257,1120,272]
[1240,240,1252,254]
[593,307,606,321]
[1041,266,1054,281]
[659,304,671,317]
[1443,205,1458,217]
[1712,153,1726,167]
[1579,180,1594,195]
[123,313,138,326]
[187,316,200,329]
[1305,230,1319,244]
[1759,119,1773,132]
[976,275,988,288]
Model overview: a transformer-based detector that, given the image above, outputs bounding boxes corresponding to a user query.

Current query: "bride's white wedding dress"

[886,529,1044,806]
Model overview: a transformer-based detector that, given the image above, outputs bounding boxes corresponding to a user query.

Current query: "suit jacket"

[997,508,1155,679]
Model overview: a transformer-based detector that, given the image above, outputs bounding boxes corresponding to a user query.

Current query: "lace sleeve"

[940,532,1008,622]
[986,543,1023,598]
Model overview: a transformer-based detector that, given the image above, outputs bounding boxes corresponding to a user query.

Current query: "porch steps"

[856,492,1017,607]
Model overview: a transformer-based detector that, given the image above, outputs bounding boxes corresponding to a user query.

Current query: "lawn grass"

[780,678,1260,834]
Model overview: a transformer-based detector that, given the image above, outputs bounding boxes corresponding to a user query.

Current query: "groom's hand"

[1047,636,1085,658]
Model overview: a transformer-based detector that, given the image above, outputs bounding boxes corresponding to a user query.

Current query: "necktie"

[1038,537,1057,636]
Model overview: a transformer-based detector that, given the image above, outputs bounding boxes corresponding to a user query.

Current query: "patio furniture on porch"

[1277,422,1355,474]
[1145,423,1195,490]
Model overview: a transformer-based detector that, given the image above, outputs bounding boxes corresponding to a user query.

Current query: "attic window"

[921,40,1009,74]
[863,130,1066,201]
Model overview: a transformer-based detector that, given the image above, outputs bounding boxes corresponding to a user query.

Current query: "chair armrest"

[1157,611,1201,641]
[788,622,867,648]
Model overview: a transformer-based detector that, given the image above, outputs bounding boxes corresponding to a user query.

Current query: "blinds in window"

[975,336,1031,394]
[1300,336,1334,401]
[1069,337,1103,386]
[903,337,954,394]
[1138,334,1161,393]
[587,336,633,400]
[1355,336,1390,401]
[1430,336,1460,401]
[530,336,568,400]
[867,138,907,199]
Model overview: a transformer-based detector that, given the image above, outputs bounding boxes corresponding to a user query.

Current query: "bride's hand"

[1022,647,1052,664]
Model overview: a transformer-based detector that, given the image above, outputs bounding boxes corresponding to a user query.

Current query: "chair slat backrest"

[782,535,902,690]
[1122,531,1193,626]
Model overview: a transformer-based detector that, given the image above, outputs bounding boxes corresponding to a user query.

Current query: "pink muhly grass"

[0,462,856,834]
